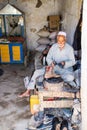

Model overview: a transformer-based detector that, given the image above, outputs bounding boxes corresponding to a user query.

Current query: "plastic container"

[30,95,40,114]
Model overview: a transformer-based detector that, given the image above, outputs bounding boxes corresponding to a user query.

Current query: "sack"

[49,31,57,39]
[35,44,47,52]
[37,37,50,45]
[37,29,50,37]
[50,39,56,45]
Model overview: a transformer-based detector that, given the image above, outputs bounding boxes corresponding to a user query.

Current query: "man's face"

[57,35,66,49]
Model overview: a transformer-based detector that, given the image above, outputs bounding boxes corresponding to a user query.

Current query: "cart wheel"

[24,55,28,67]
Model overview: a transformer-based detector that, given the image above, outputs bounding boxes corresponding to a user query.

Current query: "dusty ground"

[0,63,34,130]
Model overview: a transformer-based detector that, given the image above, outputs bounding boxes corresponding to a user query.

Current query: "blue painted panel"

[0,42,24,64]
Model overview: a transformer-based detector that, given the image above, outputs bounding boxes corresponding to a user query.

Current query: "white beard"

[59,44,65,49]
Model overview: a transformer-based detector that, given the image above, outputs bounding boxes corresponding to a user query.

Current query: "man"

[19,31,77,98]
[46,31,76,85]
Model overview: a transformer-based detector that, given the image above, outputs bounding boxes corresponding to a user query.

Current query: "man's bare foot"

[18,90,30,98]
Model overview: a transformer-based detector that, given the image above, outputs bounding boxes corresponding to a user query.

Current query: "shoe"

[29,120,43,129]
[28,125,36,130]
[43,114,54,125]
[37,122,52,130]
[24,76,30,89]
[51,117,60,130]
[28,115,43,130]
[62,108,72,118]
[60,119,68,130]
[63,83,79,93]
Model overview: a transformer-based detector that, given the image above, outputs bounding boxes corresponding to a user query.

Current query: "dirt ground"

[0,63,34,130]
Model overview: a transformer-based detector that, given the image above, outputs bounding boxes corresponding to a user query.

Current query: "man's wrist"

[62,61,65,66]
[58,62,65,68]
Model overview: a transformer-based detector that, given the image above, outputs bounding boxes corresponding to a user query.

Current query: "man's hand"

[58,61,65,68]
[61,61,65,66]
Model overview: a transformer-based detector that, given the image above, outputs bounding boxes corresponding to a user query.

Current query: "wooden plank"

[38,91,75,98]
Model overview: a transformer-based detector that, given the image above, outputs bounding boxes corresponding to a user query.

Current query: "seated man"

[19,31,78,98]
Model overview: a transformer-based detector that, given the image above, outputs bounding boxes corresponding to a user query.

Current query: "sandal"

[60,119,68,130]
[51,117,60,130]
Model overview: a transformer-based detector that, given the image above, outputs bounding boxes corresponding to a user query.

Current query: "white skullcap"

[57,31,66,37]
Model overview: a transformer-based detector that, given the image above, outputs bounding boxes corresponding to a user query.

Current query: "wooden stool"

[38,77,77,111]
[38,90,75,111]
